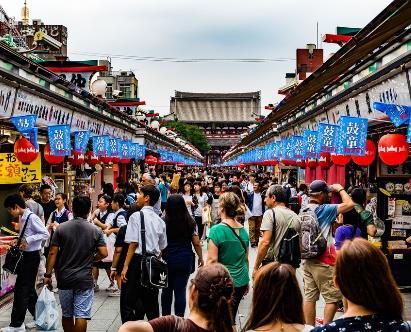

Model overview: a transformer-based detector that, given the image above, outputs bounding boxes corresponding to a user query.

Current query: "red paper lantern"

[68,151,85,166]
[238,163,245,168]
[112,156,120,163]
[44,144,64,165]
[352,139,376,167]
[85,151,99,166]
[177,162,185,167]
[119,158,131,164]
[378,134,409,166]
[306,158,318,168]
[296,159,306,168]
[14,137,38,164]
[145,155,158,165]
[331,154,351,166]
[319,152,332,169]
[99,156,113,164]
[268,160,278,166]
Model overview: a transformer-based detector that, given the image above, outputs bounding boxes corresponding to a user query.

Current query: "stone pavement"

[0,244,410,331]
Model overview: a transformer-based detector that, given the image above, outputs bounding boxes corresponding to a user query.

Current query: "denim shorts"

[59,288,94,319]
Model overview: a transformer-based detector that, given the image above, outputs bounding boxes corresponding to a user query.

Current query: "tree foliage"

[165,121,210,154]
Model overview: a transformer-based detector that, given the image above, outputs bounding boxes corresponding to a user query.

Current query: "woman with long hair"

[193,181,209,239]
[207,192,249,326]
[243,262,312,332]
[182,182,195,216]
[161,194,204,317]
[311,238,406,332]
[119,264,234,332]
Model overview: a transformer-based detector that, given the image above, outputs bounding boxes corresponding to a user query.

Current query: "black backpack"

[273,208,301,269]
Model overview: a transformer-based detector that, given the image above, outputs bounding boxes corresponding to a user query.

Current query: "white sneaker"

[108,289,121,297]
[106,283,116,292]
[25,321,36,330]
[1,323,26,332]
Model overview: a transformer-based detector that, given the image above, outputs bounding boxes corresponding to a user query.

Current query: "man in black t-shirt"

[44,195,107,332]
[36,184,56,223]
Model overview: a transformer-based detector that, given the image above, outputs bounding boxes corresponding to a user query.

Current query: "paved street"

[0,243,410,331]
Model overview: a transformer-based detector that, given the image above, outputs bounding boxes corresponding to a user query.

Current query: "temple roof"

[172,91,260,100]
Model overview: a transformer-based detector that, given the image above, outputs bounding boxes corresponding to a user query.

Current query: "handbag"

[139,211,168,289]
[3,213,33,274]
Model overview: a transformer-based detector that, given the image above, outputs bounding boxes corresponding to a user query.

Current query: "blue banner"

[373,102,410,127]
[129,143,136,160]
[303,130,318,158]
[135,144,146,160]
[74,131,90,154]
[22,128,39,150]
[337,116,368,156]
[316,123,339,153]
[108,138,120,157]
[256,147,264,162]
[292,136,304,160]
[120,140,130,159]
[278,139,285,160]
[284,138,293,160]
[408,116,411,144]
[93,136,109,156]
[11,115,37,134]
[48,125,71,156]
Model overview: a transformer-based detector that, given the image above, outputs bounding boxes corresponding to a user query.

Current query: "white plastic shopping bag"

[102,234,116,263]
[35,286,59,331]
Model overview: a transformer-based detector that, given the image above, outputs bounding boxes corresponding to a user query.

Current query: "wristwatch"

[110,267,117,271]
[44,273,52,278]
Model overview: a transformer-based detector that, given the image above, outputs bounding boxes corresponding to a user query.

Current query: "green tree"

[165,121,210,155]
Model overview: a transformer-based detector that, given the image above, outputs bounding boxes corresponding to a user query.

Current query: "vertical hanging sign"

[48,125,71,156]
[11,115,37,134]
[74,131,90,153]
[135,144,146,160]
[316,123,340,153]
[337,116,368,156]
[303,130,318,158]
[108,138,119,157]
[292,136,304,160]
[93,136,109,156]
[120,140,130,159]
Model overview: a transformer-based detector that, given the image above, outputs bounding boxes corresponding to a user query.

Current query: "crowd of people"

[1,169,411,332]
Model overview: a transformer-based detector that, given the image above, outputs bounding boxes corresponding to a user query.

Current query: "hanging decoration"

[303,130,318,159]
[99,156,113,164]
[85,151,99,166]
[378,134,409,166]
[145,155,158,165]
[44,144,65,165]
[292,136,304,160]
[316,123,340,154]
[331,154,351,166]
[352,139,376,166]
[306,158,318,168]
[373,102,410,127]
[23,127,39,150]
[14,136,38,164]
[11,115,37,134]
[92,136,109,156]
[319,152,332,169]
[135,144,146,160]
[74,131,91,154]
[48,125,71,156]
[296,159,306,168]
[68,151,85,166]
[337,116,368,156]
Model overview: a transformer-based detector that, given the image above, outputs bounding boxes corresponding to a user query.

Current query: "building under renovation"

[169,91,261,165]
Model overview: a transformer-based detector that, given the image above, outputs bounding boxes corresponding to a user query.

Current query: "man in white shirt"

[247,182,265,247]
[2,194,49,332]
[120,185,167,322]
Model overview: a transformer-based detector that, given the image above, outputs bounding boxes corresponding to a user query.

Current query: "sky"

[2,0,392,116]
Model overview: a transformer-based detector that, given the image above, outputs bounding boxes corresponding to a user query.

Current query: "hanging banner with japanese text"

[48,125,71,156]
[337,116,368,156]
[373,102,410,127]
[93,136,109,156]
[256,147,264,163]
[74,131,90,154]
[284,138,294,160]
[11,115,37,134]
[135,144,146,160]
[120,140,130,159]
[108,138,120,157]
[278,139,285,160]
[22,127,38,150]
[408,116,411,144]
[129,143,136,160]
[0,153,41,184]
[316,123,339,153]
[303,130,318,158]
[291,136,304,160]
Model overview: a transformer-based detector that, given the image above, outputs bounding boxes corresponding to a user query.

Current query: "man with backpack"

[300,180,355,326]
[252,185,301,278]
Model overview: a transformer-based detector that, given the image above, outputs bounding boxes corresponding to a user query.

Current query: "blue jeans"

[161,262,192,317]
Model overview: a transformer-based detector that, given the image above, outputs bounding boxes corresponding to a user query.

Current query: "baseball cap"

[309,180,331,195]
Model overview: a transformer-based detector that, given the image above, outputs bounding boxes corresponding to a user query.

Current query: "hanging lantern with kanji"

[44,144,65,165]
[68,151,85,166]
[331,154,351,166]
[352,139,376,167]
[378,134,409,166]
[99,156,113,164]
[145,155,158,165]
[319,152,332,169]
[119,158,131,164]
[296,159,306,168]
[85,151,100,166]
[306,158,318,168]
[111,156,120,164]
[14,136,38,164]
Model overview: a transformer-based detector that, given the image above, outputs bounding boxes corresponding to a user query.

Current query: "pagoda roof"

[172,91,260,100]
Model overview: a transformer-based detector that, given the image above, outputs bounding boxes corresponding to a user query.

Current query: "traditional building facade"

[169,91,261,165]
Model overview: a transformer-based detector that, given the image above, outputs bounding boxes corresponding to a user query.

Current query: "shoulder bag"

[3,213,33,274]
[139,211,168,289]
[222,222,247,253]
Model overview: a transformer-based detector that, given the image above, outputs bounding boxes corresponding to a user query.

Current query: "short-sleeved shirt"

[335,225,362,250]
[114,225,128,272]
[149,316,208,332]
[51,218,106,290]
[311,315,406,332]
[125,206,167,255]
[314,204,338,243]
[260,206,301,261]
[158,183,169,203]
[107,208,127,228]
[208,223,249,287]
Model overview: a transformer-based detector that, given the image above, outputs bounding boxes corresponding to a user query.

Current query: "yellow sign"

[0,153,41,184]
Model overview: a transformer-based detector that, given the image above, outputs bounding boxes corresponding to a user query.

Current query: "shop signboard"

[0,153,41,184]
[392,216,411,230]
[71,112,104,136]
[102,123,125,139]
[13,89,73,128]
[0,82,16,119]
